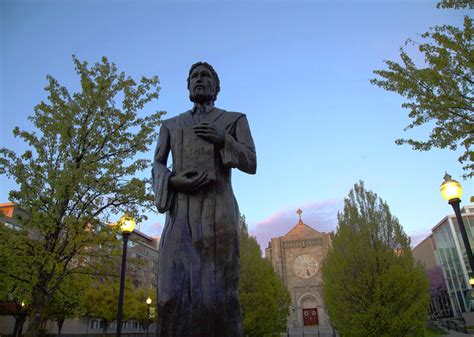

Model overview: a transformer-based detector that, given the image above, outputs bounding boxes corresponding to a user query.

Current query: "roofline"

[432,204,474,232]
[432,215,450,232]
[412,234,433,251]
[132,228,155,241]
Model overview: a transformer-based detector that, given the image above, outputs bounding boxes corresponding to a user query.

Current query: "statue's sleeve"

[152,123,174,213]
[219,115,257,174]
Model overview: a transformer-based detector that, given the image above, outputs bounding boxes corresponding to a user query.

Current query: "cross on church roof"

[297,208,303,222]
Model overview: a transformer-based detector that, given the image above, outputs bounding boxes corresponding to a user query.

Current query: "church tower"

[265,209,333,334]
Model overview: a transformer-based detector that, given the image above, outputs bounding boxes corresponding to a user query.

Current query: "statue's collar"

[182,104,223,125]
[192,103,214,114]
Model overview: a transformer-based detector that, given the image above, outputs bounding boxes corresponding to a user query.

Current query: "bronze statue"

[152,62,256,337]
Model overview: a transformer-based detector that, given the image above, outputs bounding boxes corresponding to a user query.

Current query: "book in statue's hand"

[180,126,216,182]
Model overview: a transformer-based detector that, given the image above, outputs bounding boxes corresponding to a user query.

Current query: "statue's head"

[187,62,220,104]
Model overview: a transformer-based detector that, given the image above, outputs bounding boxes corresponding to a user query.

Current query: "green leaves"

[322,181,429,337]
[239,215,290,337]
[371,14,473,179]
[437,0,473,10]
[0,55,163,333]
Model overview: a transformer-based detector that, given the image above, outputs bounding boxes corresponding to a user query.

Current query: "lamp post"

[116,214,136,337]
[146,297,152,337]
[440,173,474,278]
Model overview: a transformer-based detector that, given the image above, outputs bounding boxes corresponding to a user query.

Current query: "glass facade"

[432,207,474,316]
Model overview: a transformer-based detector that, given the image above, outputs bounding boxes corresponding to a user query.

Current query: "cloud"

[138,221,163,238]
[136,200,430,250]
[250,199,343,250]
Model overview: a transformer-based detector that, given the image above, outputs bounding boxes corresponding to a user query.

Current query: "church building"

[265,209,334,334]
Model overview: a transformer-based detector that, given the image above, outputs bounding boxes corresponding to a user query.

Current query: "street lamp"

[116,214,136,337]
[440,173,474,281]
[146,297,152,337]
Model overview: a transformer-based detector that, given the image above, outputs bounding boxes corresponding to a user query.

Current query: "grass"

[425,327,445,337]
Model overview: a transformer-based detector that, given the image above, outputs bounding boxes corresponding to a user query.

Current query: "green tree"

[321,181,429,337]
[0,246,35,336]
[239,216,290,337]
[0,270,30,337]
[371,3,473,178]
[133,287,157,333]
[44,274,91,336]
[81,277,139,337]
[0,56,163,336]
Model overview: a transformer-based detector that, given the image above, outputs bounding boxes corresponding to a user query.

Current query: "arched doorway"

[299,294,319,326]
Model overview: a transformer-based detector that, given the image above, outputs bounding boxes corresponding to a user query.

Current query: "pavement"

[442,330,474,336]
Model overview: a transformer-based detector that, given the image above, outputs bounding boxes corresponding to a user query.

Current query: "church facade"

[265,210,333,333]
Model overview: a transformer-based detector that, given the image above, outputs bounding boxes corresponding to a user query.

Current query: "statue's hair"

[187,62,221,100]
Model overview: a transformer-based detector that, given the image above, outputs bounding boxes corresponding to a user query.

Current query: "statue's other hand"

[169,171,210,192]
[193,123,225,146]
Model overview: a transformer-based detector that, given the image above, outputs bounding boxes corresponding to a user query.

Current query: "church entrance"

[302,308,318,326]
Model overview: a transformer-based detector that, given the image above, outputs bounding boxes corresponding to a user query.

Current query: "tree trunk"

[18,322,24,337]
[12,314,26,337]
[102,321,110,337]
[27,310,42,337]
[27,289,48,337]
[57,318,64,336]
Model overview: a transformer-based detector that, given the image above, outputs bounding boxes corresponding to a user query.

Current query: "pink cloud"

[138,221,163,238]
[250,199,343,250]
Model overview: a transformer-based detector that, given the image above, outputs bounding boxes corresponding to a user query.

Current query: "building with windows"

[0,202,160,335]
[265,209,335,335]
[128,229,159,290]
[431,204,474,322]
[0,202,25,230]
[413,204,474,324]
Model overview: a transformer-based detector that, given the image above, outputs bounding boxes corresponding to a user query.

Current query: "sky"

[1,0,472,250]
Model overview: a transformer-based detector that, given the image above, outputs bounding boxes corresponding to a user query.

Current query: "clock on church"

[293,253,319,279]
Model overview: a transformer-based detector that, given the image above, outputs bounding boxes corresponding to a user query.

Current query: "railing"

[286,326,339,337]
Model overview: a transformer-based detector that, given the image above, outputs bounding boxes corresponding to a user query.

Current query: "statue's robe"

[152,106,256,337]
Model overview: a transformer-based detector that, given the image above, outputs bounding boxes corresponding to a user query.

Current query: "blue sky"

[1,0,472,249]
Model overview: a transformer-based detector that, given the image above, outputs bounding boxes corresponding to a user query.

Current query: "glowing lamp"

[118,215,136,234]
[440,173,462,202]
[146,297,152,305]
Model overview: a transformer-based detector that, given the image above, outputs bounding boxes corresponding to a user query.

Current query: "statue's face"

[188,65,217,104]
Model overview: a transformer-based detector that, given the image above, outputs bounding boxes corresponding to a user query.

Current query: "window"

[90,320,100,329]
[4,222,21,231]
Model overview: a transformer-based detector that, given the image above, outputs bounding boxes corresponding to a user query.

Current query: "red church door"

[303,308,318,326]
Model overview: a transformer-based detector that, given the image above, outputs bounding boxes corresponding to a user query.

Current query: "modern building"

[413,235,454,319]
[265,209,335,335]
[413,204,474,324]
[0,202,160,335]
[431,204,474,322]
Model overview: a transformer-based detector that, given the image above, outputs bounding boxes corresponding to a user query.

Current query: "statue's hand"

[193,123,225,146]
[169,171,211,192]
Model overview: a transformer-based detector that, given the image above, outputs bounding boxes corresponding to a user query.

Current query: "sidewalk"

[442,330,474,337]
